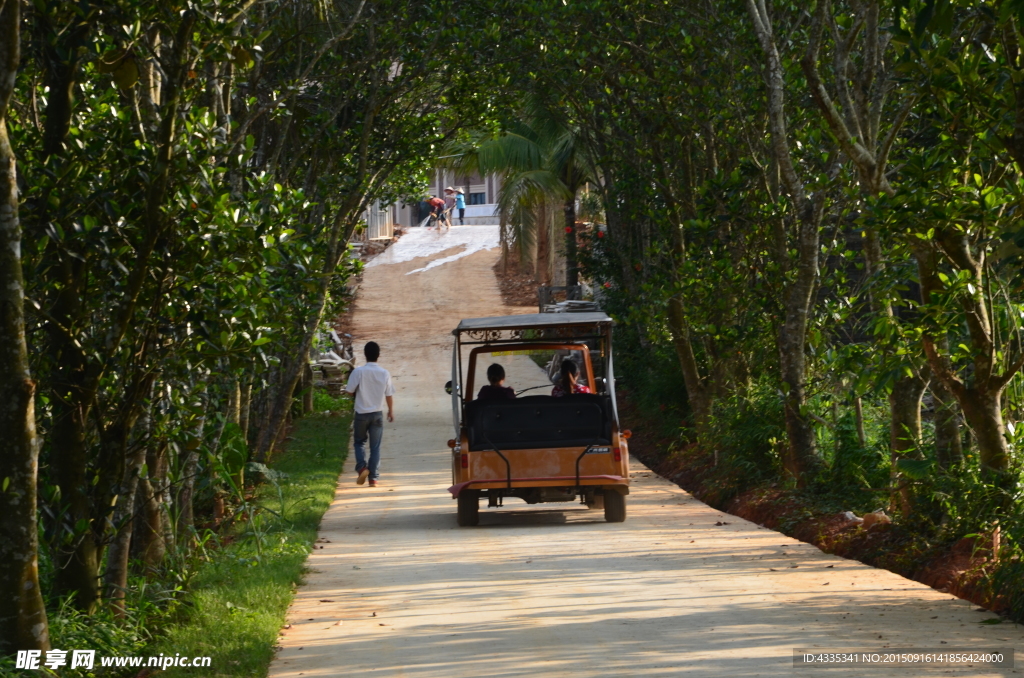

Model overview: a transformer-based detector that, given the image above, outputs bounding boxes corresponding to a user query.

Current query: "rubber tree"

[35,7,197,610]
[799,0,940,510]
[892,0,1024,478]
[746,0,830,484]
[0,0,50,652]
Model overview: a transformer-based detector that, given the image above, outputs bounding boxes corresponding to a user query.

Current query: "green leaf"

[252,337,271,346]
[1,477,9,493]
[895,458,934,480]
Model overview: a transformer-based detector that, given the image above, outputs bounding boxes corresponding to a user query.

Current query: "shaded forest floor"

[616,393,1008,617]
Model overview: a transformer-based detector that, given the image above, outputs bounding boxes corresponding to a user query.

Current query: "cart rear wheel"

[457,490,480,526]
[604,491,626,523]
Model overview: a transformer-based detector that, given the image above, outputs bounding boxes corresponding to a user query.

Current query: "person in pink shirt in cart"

[551,359,591,397]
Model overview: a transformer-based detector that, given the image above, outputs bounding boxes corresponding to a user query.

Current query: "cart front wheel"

[457,490,480,526]
[604,491,626,523]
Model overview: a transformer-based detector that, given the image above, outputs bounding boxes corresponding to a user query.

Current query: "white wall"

[463,204,497,218]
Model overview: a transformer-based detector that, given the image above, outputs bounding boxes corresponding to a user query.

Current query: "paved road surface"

[269,226,1022,677]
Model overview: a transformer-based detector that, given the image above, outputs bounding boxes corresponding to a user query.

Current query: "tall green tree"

[0,0,50,653]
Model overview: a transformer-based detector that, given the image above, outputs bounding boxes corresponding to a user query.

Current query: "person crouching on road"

[428,195,446,229]
[345,341,395,487]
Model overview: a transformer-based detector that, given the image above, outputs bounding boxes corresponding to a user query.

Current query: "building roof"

[453,312,613,334]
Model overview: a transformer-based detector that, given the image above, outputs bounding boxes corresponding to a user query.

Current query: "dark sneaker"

[357,468,369,485]
[368,480,379,487]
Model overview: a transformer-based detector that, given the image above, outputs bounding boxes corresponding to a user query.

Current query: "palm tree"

[444,102,592,286]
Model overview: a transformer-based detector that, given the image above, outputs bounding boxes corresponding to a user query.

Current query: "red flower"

[603,281,612,288]
[597,231,605,238]
[564,226,573,233]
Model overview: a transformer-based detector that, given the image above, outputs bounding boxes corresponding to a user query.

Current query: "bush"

[698,379,786,503]
[312,388,351,413]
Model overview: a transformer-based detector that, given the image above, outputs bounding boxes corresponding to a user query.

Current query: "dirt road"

[269,226,1022,677]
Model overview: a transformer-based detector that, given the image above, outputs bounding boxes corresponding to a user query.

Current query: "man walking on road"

[345,341,395,487]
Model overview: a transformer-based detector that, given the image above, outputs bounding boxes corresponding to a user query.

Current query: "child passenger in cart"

[476,363,516,401]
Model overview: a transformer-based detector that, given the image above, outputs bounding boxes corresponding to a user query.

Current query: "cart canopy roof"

[454,312,613,335]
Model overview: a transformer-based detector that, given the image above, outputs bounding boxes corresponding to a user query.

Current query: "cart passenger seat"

[464,394,613,451]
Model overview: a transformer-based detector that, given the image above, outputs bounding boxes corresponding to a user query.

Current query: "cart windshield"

[466,342,607,401]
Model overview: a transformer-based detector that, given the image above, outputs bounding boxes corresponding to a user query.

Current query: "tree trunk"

[914,238,1017,477]
[0,0,50,650]
[51,403,101,611]
[228,378,241,425]
[853,396,867,449]
[958,388,1011,475]
[255,333,315,462]
[301,363,314,415]
[158,440,175,559]
[932,375,963,469]
[103,430,148,616]
[889,372,927,515]
[779,301,819,483]
[535,204,551,286]
[239,379,252,444]
[666,297,711,432]
[564,197,578,286]
[747,0,827,485]
[177,388,206,541]
[500,211,509,273]
[777,200,825,484]
[132,440,167,573]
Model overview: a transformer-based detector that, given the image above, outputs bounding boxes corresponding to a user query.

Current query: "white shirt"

[346,362,395,414]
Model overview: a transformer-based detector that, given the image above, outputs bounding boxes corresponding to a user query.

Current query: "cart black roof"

[454,312,613,334]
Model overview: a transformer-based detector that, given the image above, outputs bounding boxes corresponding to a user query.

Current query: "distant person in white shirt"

[345,342,395,487]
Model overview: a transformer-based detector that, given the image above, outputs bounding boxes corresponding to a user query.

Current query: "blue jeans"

[354,411,384,481]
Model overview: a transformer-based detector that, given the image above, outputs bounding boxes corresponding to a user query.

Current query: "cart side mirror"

[445,380,453,395]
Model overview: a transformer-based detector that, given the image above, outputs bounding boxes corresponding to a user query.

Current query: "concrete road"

[269,226,1023,677]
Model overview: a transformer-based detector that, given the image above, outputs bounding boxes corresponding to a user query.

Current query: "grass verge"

[155,407,351,677]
